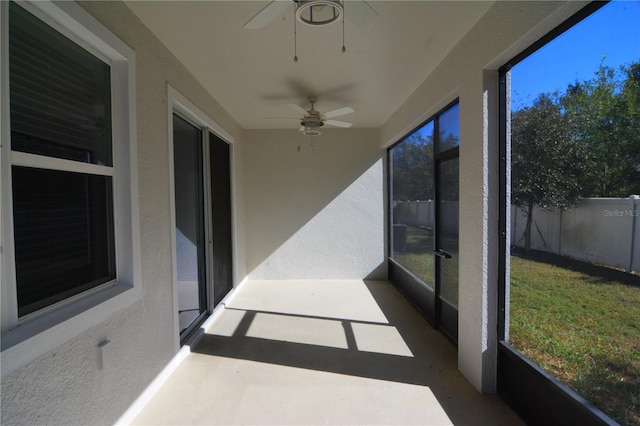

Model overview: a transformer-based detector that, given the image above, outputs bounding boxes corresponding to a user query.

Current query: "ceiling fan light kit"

[295,0,343,27]
[300,119,324,136]
[244,0,377,30]
[303,127,322,137]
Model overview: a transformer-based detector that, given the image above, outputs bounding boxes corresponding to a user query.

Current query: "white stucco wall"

[0,2,247,424]
[380,1,589,393]
[245,129,386,280]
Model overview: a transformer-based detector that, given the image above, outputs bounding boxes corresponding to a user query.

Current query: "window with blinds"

[8,1,116,318]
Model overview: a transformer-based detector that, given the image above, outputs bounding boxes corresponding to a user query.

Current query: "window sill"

[1,283,140,377]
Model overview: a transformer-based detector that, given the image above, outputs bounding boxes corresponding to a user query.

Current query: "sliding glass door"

[172,114,235,342]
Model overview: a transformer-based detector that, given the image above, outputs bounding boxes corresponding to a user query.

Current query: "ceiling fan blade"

[326,120,353,128]
[344,0,378,28]
[244,1,292,29]
[324,106,354,118]
[287,103,308,115]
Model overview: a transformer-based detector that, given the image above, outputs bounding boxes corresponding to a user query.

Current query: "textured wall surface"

[245,129,386,280]
[0,1,246,425]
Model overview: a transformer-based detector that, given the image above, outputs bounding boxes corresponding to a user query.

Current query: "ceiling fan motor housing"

[301,117,324,128]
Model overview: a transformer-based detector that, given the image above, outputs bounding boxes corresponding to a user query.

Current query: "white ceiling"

[125,1,494,130]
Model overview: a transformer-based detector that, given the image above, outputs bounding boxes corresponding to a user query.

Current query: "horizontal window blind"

[9,1,112,166]
[12,167,116,317]
[8,2,117,318]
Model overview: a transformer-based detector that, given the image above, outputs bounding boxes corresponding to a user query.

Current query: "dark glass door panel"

[436,157,459,341]
[173,114,208,339]
[390,120,435,290]
[209,132,233,306]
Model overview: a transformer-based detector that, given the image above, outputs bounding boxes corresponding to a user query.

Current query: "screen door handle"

[434,249,452,259]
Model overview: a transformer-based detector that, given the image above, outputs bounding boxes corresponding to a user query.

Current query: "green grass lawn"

[510,250,640,425]
[392,225,458,303]
[393,225,639,423]
[392,225,435,286]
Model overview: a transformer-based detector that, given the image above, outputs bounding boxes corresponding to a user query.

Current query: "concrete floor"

[133,280,524,425]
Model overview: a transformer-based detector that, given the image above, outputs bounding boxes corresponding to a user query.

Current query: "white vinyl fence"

[510,196,639,273]
[392,200,458,235]
[393,197,639,273]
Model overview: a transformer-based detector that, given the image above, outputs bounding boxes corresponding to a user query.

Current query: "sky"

[511,0,640,110]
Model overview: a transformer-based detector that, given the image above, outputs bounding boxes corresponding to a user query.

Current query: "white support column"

[457,70,500,393]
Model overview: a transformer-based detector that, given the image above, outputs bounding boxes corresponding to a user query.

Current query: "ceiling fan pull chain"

[342,2,346,53]
[293,6,298,62]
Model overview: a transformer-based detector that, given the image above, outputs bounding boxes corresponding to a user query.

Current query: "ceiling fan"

[286,96,354,136]
[244,0,378,30]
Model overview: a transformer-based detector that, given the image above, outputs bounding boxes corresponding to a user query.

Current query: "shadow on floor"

[192,280,521,425]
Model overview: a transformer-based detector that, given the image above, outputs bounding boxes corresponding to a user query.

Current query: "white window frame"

[0,0,140,377]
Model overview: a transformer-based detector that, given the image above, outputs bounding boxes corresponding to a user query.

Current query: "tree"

[511,62,640,250]
[561,62,640,197]
[511,93,585,250]
[391,132,434,201]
